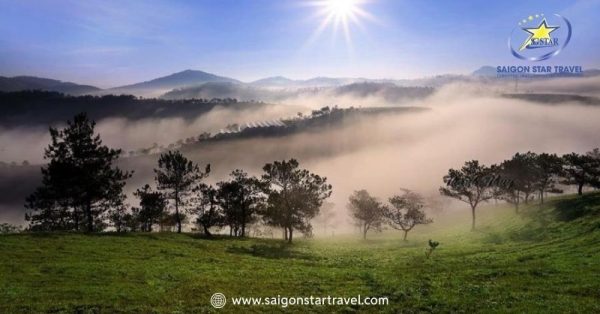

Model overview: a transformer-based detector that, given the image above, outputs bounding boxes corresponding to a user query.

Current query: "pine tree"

[154,150,209,233]
[262,159,332,243]
[562,151,600,195]
[26,113,132,232]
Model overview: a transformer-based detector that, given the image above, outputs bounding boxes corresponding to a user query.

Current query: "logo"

[210,293,227,308]
[508,13,571,61]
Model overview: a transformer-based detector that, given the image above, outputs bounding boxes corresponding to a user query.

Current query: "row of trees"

[348,189,432,240]
[440,149,600,230]
[25,114,332,242]
[21,113,600,239]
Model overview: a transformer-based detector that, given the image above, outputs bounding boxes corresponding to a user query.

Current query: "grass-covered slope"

[0,193,599,313]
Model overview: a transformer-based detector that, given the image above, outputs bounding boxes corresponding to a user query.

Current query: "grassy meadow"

[1,193,599,313]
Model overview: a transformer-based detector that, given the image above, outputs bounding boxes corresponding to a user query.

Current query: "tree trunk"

[85,200,93,233]
[241,208,246,237]
[73,208,78,231]
[540,190,544,204]
[203,225,212,237]
[175,191,182,233]
[363,224,368,240]
[403,230,408,241]
[284,228,288,240]
[471,205,476,231]
[287,227,293,243]
[578,182,583,195]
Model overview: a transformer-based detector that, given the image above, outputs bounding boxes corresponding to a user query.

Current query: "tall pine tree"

[154,150,209,233]
[26,113,132,232]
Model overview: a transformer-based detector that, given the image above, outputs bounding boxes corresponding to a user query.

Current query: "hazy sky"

[1,0,599,87]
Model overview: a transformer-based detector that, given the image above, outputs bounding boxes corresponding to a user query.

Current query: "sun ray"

[303,0,373,48]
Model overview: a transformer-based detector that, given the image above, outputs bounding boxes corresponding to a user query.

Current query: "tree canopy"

[154,150,210,233]
[439,160,494,231]
[383,190,433,241]
[261,159,332,243]
[25,113,132,232]
[348,189,386,240]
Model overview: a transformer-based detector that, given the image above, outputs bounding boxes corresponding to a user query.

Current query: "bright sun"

[307,0,373,46]
[326,0,360,19]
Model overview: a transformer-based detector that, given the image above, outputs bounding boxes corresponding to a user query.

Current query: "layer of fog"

[1,77,599,233]
[516,75,600,97]
[122,82,600,234]
[2,75,599,165]
[0,103,306,164]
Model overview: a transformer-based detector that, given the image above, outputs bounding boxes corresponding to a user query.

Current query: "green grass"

[1,193,599,313]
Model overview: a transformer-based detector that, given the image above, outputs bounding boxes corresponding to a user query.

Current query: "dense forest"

[0,91,263,127]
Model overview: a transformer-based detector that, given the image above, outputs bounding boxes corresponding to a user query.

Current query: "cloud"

[1,80,600,230]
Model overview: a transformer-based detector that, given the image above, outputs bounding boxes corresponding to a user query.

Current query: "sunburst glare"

[306,0,375,47]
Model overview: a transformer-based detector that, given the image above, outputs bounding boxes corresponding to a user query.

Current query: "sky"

[0,0,599,87]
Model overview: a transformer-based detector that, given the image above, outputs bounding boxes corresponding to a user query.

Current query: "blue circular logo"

[508,13,571,61]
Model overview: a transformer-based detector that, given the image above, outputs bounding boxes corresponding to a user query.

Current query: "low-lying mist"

[1,79,599,231]
[0,103,307,164]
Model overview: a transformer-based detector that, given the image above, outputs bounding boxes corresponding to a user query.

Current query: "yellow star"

[528,15,533,20]
[519,19,559,51]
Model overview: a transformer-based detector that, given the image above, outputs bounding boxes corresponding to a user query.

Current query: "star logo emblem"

[519,19,559,51]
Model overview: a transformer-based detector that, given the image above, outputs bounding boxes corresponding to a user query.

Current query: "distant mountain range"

[472,66,498,77]
[249,76,298,88]
[103,69,241,97]
[0,76,100,95]
[2,67,599,98]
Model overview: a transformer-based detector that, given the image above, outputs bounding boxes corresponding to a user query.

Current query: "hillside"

[0,192,598,313]
[104,70,241,97]
[502,93,600,105]
[0,76,100,95]
[0,90,266,127]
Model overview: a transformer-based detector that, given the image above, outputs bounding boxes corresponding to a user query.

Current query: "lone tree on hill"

[261,159,332,243]
[383,190,433,241]
[562,150,600,195]
[154,150,209,233]
[348,190,386,240]
[25,113,132,232]
[439,160,494,231]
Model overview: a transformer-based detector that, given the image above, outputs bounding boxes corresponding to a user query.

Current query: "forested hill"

[502,93,600,105]
[124,106,428,158]
[0,91,264,127]
[0,76,100,95]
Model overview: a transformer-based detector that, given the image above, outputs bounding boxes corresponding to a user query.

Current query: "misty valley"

[1,69,599,313]
[1,1,600,311]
